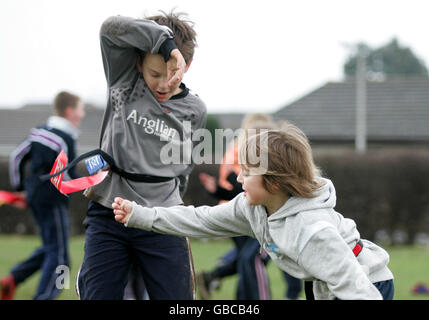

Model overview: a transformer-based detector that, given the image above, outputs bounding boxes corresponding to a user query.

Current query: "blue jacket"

[9,116,79,206]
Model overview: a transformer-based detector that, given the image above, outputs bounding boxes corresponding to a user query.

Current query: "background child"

[113,125,394,300]
[1,91,85,300]
[197,113,274,300]
[197,114,302,300]
[77,11,207,300]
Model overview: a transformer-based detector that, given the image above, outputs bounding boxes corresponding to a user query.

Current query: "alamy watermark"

[55,265,70,290]
[157,120,269,174]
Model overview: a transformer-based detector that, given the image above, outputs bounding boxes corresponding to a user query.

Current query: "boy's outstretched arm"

[112,195,253,239]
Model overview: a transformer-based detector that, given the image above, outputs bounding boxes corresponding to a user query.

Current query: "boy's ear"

[271,182,281,192]
[136,55,143,73]
[63,105,73,120]
[184,58,193,73]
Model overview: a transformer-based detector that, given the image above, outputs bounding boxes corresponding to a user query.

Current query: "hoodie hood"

[268,177,337,221]
[46,116,80,140]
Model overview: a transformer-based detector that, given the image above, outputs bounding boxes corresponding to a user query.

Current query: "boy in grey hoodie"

[113,124,394,300]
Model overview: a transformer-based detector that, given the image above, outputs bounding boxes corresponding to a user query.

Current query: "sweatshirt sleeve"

[99,15,178,86]
[298,224,382,300]
[9,138,32,191]
[126,193,254,238]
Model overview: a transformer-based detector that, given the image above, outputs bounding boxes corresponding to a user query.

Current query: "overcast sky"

[1,0,428,113]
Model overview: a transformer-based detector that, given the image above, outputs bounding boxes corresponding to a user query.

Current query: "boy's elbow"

[100,15,131,37]
[100,16,115,35]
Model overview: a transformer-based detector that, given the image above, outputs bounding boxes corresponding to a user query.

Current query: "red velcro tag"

[58,171,108,194]
[50,150,68,191]
[352,242,363,257]
[49,150,108,195]
[0,190,27,208]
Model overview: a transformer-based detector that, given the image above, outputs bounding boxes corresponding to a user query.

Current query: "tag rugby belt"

[40,148,174,195]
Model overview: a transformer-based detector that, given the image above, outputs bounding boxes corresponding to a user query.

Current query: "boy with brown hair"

[113,124,394,300]
[76,10,207,299]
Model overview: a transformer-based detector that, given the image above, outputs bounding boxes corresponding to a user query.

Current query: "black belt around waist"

[40,148,175,183]
[304,239,364,300]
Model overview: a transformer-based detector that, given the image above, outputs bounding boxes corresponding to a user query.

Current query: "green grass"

[0,235,428,300]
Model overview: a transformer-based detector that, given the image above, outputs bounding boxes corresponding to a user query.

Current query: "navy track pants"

[77,201,193,300]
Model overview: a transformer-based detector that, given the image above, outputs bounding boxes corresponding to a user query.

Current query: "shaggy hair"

[239,122,323,198]
[146,10,197,64]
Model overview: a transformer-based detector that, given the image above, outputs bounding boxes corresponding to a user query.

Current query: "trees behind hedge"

[344,38,429,80]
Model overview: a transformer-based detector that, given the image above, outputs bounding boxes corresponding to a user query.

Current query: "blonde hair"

[241,113,274,130]
[236,113,278,148]
[239,121,323,198]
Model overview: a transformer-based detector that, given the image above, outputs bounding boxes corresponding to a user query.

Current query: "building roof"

[274,78,429,141]
[211,113,245,131]
[0,104,104,156]
[1,78,428,157]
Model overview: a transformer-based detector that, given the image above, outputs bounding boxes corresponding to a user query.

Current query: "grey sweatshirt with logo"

[125,178,394,300]
[84,16,207,208]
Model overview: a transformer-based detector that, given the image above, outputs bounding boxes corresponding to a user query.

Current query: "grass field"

[0,235,428,300]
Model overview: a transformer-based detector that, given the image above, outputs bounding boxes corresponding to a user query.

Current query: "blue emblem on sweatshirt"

[265,244,279,255]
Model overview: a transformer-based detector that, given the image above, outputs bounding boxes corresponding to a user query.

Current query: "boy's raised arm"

[99,15,178,86]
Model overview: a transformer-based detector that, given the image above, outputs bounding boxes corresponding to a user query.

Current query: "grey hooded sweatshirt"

[125,177,393,300]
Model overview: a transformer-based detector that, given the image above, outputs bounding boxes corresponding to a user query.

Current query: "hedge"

[1,148,428,245]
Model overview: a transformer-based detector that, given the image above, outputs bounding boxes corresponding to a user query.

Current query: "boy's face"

[65,100,85,128]
[138,53,182,102]
[237,169,271,207]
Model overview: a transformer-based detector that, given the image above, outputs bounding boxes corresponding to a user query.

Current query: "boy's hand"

[112,197,133,224]
[167,49,186,89]
[199,173,217,193]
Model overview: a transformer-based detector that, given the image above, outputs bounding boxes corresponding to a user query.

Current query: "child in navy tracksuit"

[0,91,85,300]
